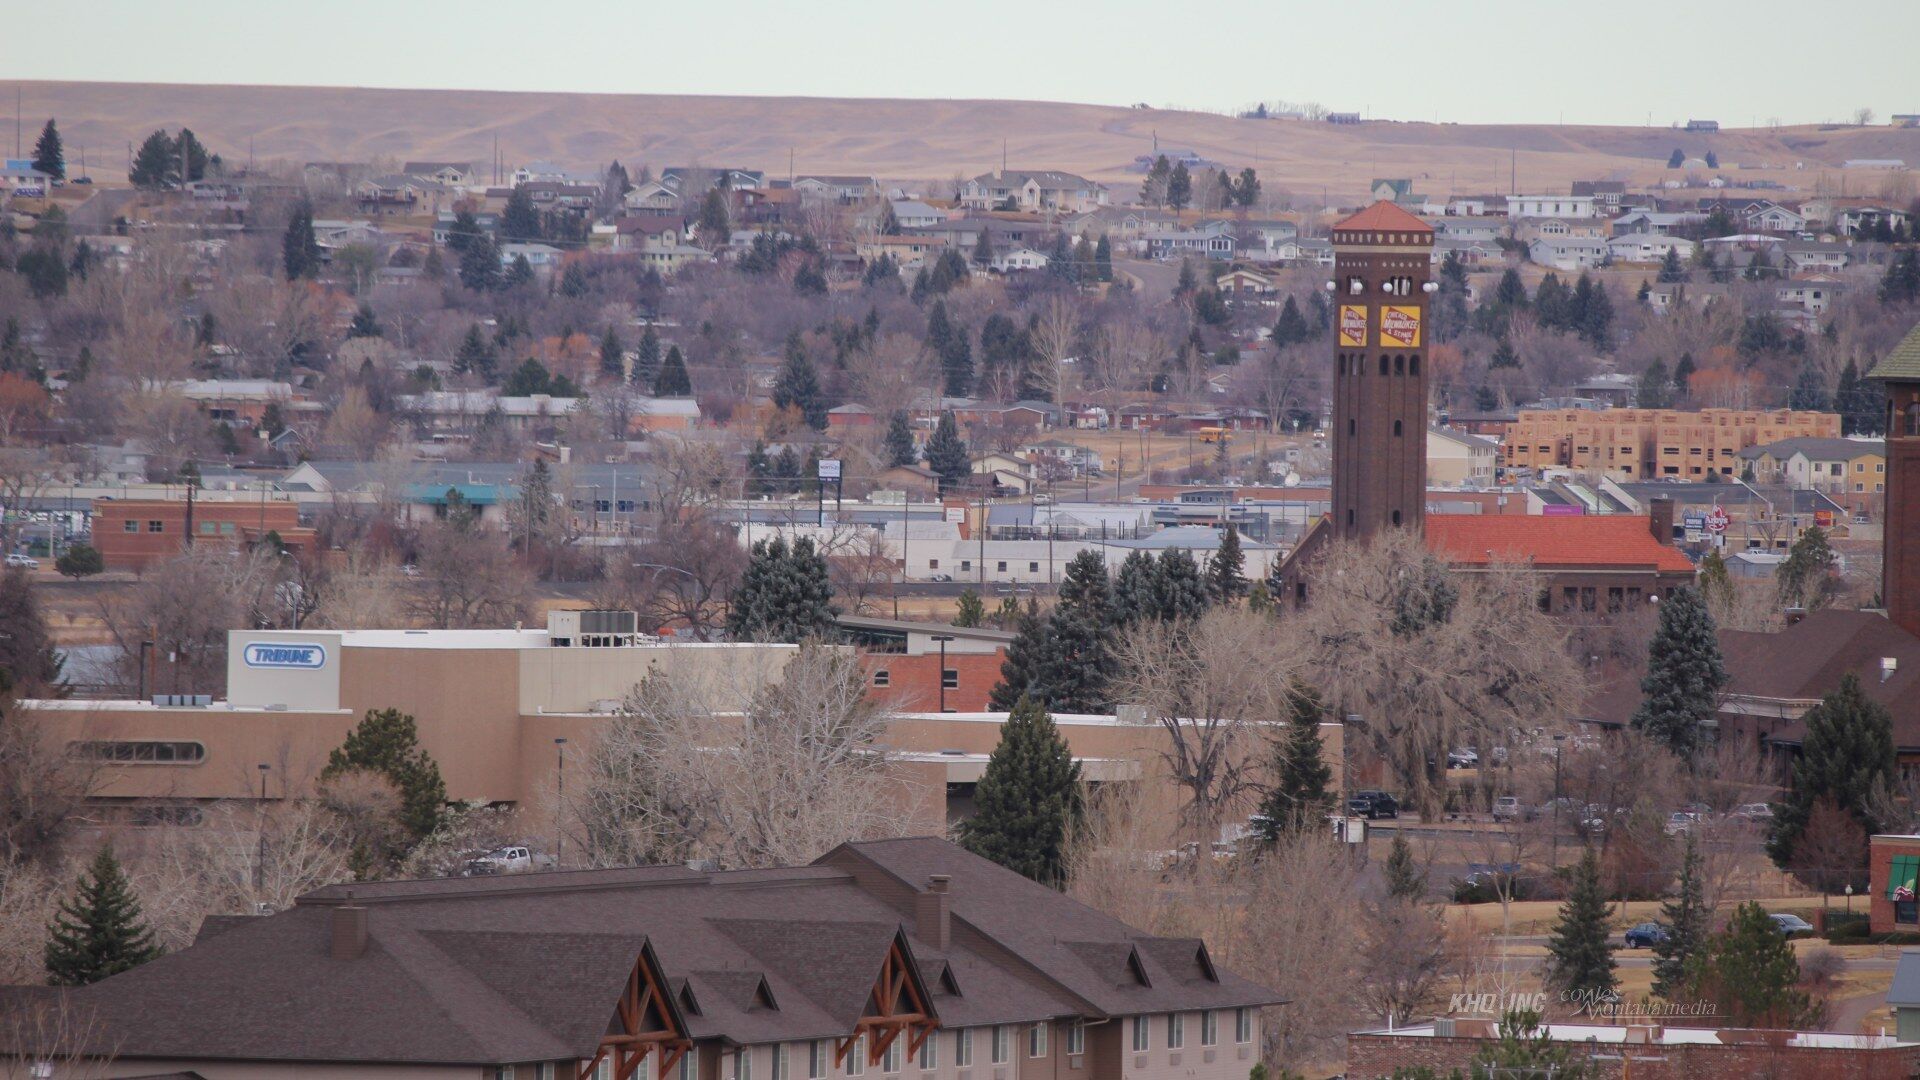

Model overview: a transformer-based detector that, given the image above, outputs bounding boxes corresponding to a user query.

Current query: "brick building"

[1871,324,1920,639]
[91,497,313,570]
[1348,1020,1920,1080]
[837,615,1012,713]
[1502,408,1841,481]
[1871,834,1920,935]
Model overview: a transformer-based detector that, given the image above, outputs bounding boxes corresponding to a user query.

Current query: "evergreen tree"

[1766,674,1894,875]
[863,253,900,288]
[1688,902,1818,1028]
[652,345,691,396]
[1039,550,1117,713]
[1575,274,1613,349]
[282,202,320,281]
[1165,162,1193,212]
[0,567,61,688]
[1652,833,1709,1000]
[773,332,829,430]
[1473,1012,1595,1080]
[1657,246,1688,283]
[1534,273,1572,331]
[972,227,996,267]
[1673,352,1696,399]
[174,129,209,181]
[599,327,625,381]
[959,696,1082,888]
[129,130,175,189]
[1698,548,1735,613]
[559,261,590,299]
[1777,525,1839,610]
[885,410,918,468]
[1110,550,1161,625]
[1835,359,1884,436]
[500,185,542,243]
[505,254,535,289]
[1544,848,1617,999]
[924,411,971,494]
[1141,155,1171,206]
[31,119,64,180]
[1668,148,1686,168]
[726,536,836,643]
[792,260,828,296]
[43,845,161,986]
[454,324,496,379]
[1489,336,1520,369]
[444,208,482,255]
[1704,150,1720,170]
[1383,834,1426,901]
[1493,267,1529,313]
[1882,249,1920,304]
[988,602,1053,710]
[322,707,448,839]
[1151,550,1209,622]
[697,188,731,248]
[1094,234,1113,281]
[1788,359,1829,411]
[1432,251,1471,342]
[1629,587,1726,760]
[1254,679,1334,840]
[1207,527,1245,603]
[55,543,104,579]
[348,302,382,339]
[1175,258,1198,297]
[1271,296,1310,347]
[1638,358,1674,408]
[502,358,554,396]
[458,234,501,292]
[633,326,662,387]
[954,589,985,628]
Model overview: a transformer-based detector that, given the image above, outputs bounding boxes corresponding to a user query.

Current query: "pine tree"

[1207,527,1245,603]
[959,696,1083,888]
[1577,274,1613,349]
[1094,234,1113,282]
[1652,832,1708,1000]
[1673,352,1696,400]
[1667,148,1685,168]
[505,254,535,289]
[924,411,971,494]
[1489,337,1519,369]
[1698,549,1735,613]
[954,589,985,627]
[1544,847,1617,999]
[31,119,64,181]
[348,302,382,339]
[1658,246,1688,283]
[322,707,449,839]
[1110,550,1161,625]
[1383,835,1426,901]
[1254,679,1334,840]
[0,567,62,688]
[500,186,542,243]
[282,202,320,281]
[1630,586,1726,760]
[1766,674,1894,872]
[697,188,731,248]
[972,228,996,267]
[1776,525,1838,609]
[773,332,829,430]
[559,262,590,299]
[1638,358,1674,408]
[652,346,691,396]
[129,130,175,189]
[1166,162,1193,212]
[634,327,662,387]
[43,845,161,986]
[726,536,836,643]
[1040,550,1116,713]
[1271,296,1310,347]
[458,234,501,292]
[1152,550,1210,621]
[1690,902,1817,1027]
[454,324,496,379]
[885,411,918,468]
[599,327,625,381]
[988,602,1053,710]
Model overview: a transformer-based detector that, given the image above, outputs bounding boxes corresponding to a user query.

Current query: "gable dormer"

[1126,945,1152,988]
[1194,942,1220,983]
[753,974,779,1012]
[583,940,691,1080]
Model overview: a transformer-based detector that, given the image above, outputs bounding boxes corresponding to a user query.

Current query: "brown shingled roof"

[1332,200,1434,235]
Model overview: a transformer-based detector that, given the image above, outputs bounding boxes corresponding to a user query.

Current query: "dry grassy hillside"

[10,80,1920,201]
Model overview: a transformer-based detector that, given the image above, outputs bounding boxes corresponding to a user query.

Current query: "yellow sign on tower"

[1379,306,1422,348]
[1337,305,1368,347]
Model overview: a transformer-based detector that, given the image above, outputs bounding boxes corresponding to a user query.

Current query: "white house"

[1604,234,1696,263]
[1509,194,1599,219]
[960,170,1108,213]
[887,200,945,229]
[988,247,1050,273]
[1528,237,1607,271]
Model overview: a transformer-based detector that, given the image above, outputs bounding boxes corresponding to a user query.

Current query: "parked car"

[4,553,39,569]
[1347,791,1399,820]
[1733,803,1774,822]
[460,845,555,876]
[1663,811,1699,837]
[1769,913,1814,936]
[1447,748,1480,769]
[1624,922,1670,948]
[1491,796,1534,823]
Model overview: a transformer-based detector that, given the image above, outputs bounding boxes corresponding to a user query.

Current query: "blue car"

[1624,922,1669,948]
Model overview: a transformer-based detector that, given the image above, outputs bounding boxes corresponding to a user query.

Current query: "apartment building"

[91,497,313,570]
[1501,408,1841,481]
[0,837,1280,1080]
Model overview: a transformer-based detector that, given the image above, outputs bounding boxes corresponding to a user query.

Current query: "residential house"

[622,180,681,216]
[1430,217,1504,243]
[401,161,476,187]
[1742,201,1807,233]
[1020,439,1104,475]
[971,451,1035,493]
[1784,241,1852,274]
[1777,278,1846,317]
[353,174,446,215]
[1527,236,1606,271]
[1609,209,1705,235]
[497,242,566,275]
[399,390,583,438]
[856,234,945,271]
[1444,194,1506,216]
[988,246,1050,273]
[1570,180,1629,213]
[960,170,1108,213]
[1737,435,1885,517]
[886,199,946,229]
[1508,194,1599,219]
[1148,222,1236,260]
[0,160,52,197]
[1214,268,1278,297]
[660,166,766,193]
[794,174,879,203]
[1604,233,1696,263]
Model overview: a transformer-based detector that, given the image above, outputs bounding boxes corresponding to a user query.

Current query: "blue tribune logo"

[242,643,327,669]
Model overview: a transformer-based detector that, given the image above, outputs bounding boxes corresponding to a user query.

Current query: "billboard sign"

[1379,305,1423,348]
[242,642,328,670]
[1337,305,1368,347]
[817,458,842,481]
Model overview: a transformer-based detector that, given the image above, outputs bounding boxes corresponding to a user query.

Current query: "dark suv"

[1347,790,1399,819]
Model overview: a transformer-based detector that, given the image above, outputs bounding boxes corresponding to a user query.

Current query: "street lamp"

[932,635,955,713]
[553,738,568,869]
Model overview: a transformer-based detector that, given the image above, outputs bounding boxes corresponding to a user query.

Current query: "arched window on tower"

[1394,420,1403,436]
[1391,510,1403,525]
[1409,354,1421,376]
[1908,400,1920,437]
[1394,355,1405,376]
[1379,355,1389,376]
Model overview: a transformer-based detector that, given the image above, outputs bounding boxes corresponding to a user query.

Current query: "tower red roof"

[1331,200,1433,235]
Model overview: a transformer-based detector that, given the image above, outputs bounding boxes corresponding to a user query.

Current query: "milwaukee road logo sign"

[1337,305,1368,347]
[1380,306,1422,348]
[243,642,327,669]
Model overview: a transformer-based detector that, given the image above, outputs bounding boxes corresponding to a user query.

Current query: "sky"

[5,0,1915,127]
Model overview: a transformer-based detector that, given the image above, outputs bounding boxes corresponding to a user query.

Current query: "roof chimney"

[1884,656,1900,683]
[330,895,368,961]
[915,875,951,952]
[1647,497,1676,546]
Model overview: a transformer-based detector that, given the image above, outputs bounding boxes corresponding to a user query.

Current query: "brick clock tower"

[1870,324,1920,638]
[1329,202,1436,540]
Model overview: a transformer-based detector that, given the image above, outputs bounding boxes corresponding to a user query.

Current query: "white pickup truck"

[461,846,555,876]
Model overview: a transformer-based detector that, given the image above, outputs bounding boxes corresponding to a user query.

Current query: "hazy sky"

[5,0,1913,126]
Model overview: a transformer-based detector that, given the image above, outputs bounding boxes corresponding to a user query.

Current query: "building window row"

[70,740,207,764]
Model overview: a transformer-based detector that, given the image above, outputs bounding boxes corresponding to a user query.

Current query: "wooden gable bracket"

[581,941,694,1080]
[834,930,940,1068]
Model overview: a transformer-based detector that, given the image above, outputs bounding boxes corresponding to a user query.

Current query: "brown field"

[12,80,1920,199]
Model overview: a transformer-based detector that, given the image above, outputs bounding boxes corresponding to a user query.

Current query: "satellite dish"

[1283,473,1301,488]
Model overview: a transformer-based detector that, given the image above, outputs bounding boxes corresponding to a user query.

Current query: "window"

[991,1027,1009,1065]
[872,670,890,687]
[882,1038,900,1074]
[929,559,939,570]
[1234,1008,1252,1044]
[1065,1022,1084,1057]
[1379,355,1389,376]
[773,1046,788,1080]
[960,561,971,572]
[1028,562,1039,573]
[810,1041,830,1080]
[740,1049,754,1080]
[942,669,958,689]
[1348,418,1356,435]
[996,561,1007,572]
[122,520,138,533]
[70,740,206,764]
[1409,355,1420,376]
[200,521,217,535]
[954,1029,973,1068]
[595,1058,612,1080]
[1028,1023,1048,1059]
[495,1068,516,1080]
[1167,1013,1184,1049]
[918,1030,938,1070]
[1393,419,1403,436]
[846,1038,865,1077]
[1201,1012,1217,1047]
[1391,510,1402,526]
[539,1065,555,1080]
[148,520,165,532]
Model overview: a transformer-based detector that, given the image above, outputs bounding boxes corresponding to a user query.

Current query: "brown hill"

[10,80,1920,201]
